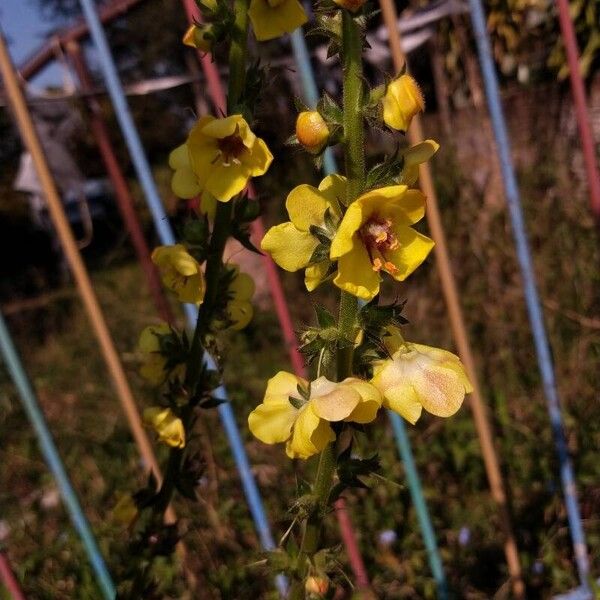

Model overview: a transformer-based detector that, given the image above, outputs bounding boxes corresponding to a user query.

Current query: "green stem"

[288,444,336,600]
[227,0,250,112]
[342,10,365,204]
[290,11,367,599]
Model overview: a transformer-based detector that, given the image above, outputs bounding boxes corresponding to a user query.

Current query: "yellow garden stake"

[377,0,525,596]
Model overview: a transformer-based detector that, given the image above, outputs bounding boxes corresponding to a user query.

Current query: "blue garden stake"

[289,25,448,598]
[467,0,591,593]
[0,312,116,600]
[76,0,286,595]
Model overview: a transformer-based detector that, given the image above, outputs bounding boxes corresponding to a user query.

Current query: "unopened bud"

[333,0,367,12]
[305,576,329,596]
[183,24,214,53]
[382,74,424,133]
[296,111,330,154]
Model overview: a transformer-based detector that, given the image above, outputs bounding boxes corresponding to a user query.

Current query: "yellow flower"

[217,265,255,331]
[151,244,205,304]
[170,115,273,202]
[382,74,425,132]
[296,111,330,154]
[112,494,138,527]
[305,576,329,596]
[143,407,186,448]
[333,0,366,11]
[371,341,472,424]
[182,24,214,52]
[137,323,186,387]
[248,0,307,42]
[400,139,439,186]
[261,175,345,291]
[248,371,382,459]
[329,185,434,300]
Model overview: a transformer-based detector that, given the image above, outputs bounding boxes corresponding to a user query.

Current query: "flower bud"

[333,0,366,11]
[382,74,425,132]
[296,111,330,154]
[182,24,214,53]
[305,576,329,596]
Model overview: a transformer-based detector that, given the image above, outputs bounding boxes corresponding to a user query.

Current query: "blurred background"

[0,0,599,598]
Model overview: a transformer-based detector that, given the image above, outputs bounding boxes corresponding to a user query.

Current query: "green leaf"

[314,304,336,328]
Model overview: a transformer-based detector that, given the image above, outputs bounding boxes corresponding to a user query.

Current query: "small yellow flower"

[112,494,138,527]
[261,175,345,291]
[182,24,214,52]
[333,0,366,11]
[400,139,439,186]
[151,244,205,304]
[296,111,330,154]
[248,371,382,459]
[216,265,255,331]
[138,323,169,386]
[382,74,425,132]
[371,340,472,424]
[170,115,273,202]
[248,0,308,42]
[330,185,434,300]
[137,323,186,387]
[143,407,186,448]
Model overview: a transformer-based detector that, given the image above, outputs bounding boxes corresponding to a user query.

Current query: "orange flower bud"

[296,111,330,154]
[305,576,329,596]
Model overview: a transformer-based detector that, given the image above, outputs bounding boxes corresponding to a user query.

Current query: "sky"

[1,0,65,86]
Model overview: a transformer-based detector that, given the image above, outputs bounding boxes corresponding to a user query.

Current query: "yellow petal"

[137,323,171,353]
[264,370,306,401]
[227,300,253,330]
[342,378,382,424]
[249,0,308,42]
[201,114,246,140]
[330,202,365,259]
[243,137,274,177]
[205,162,249,202]
[287,404,335,459]
[248,400,297,444]
[333,240,381,301]
[261,222,318,271]
[317,174,346,215]
[304,261,330,292]
[286,184,330,231]
[413,365,466,418]
[309,377,362,422]
[169,144,190,170]
[381,382,423,424]
[381,189,427,225]
[171,166,201,199]
[385,226,434,281]
[230,271,255,301]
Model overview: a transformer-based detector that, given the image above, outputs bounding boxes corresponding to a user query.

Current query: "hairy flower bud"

[333,0,366,11]
[382,74,425,132]
[296,111,330,154]
[183,24,214,53]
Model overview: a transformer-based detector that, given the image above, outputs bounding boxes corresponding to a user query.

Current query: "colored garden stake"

[467,0,591,592]
[377,0,525,595]
[0,311,115,600]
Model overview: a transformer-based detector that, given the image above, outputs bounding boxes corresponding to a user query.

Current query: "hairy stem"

[289,11,366,599]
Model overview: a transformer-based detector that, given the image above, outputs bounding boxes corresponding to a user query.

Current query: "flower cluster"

[252,43,471,461]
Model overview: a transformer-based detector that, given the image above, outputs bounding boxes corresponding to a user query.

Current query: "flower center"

[267,0,286,6]
[216,129,246,166]
[359,216,400,274]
